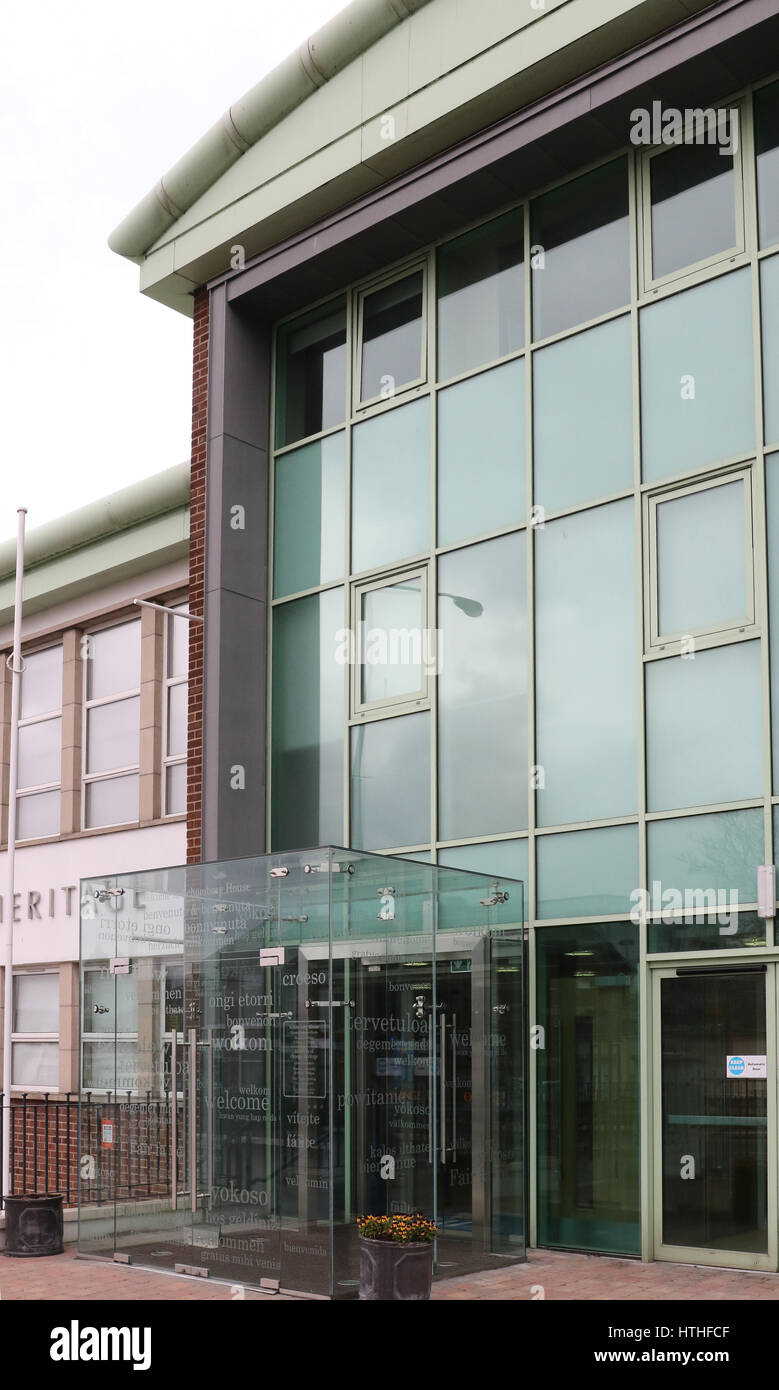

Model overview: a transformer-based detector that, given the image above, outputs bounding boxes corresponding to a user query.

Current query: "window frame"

[11,968,60,1092]
[639,104,747,295]
[16,642,63,844]
[353,258,430,414]
[643,464,758,656]
[81,616,142,831]
[162,601,189,818]
[350,563,432,723]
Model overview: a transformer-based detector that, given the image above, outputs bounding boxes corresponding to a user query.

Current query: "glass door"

[653,964,777,1269]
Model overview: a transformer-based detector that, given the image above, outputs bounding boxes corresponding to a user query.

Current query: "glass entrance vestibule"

[77,848,525,1297]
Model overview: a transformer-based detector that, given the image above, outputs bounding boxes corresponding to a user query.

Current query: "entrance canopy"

[78,848,525,1297]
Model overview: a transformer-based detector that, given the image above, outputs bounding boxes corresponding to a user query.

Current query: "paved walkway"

[3,1246,779,1300]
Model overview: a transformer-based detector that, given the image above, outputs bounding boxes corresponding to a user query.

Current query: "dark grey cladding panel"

[202,586,267,863]
[205,432,268,605]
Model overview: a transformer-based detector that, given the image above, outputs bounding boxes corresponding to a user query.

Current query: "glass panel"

[12,1041,59,1088]
[84,773,139,828]
[660,971,767,1253]
[646,642,762,812]
[14,972,59,1031]
[536,922,640,1255]
[761,254,779,447]
[767,454,779,789]
[86,696,140,774]
[351,398,430,573]
[275,297,347,448]
[536,825,638,919]
[438,839,528,918]
[656,479,748,637]
[82,1039,138,1091]
[640,268,754,482]
[273,432,345,598]
[18,716,61,789]
[755,79,779,249]
[20,645,62,718]
[84,968,139,1033]
[271,588,344,850]
[87,620,141,700]
[649,910,766,954]
[166,761,186,815]
[360,271,424,401]
[437,360,525,546]
[168,607,189,679]
[650,138,736,280]
[647,808,763,906]
[166,683,187,759]
[438,533,527,840]
[531,157,629,341]
[17,789,60,840]
[535,499,637,825]
[437,208,524,380]
[533,315,632,513]
[360,578,424,704]
[351,713,430,849]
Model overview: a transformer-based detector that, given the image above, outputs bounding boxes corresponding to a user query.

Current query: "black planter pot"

[3,1194,64,1257]
[358,1236,434,1301]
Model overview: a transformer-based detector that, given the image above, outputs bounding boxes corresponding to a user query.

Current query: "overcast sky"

[0,0,350,545]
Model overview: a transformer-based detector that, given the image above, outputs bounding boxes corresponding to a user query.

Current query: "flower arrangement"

[357,1213,437,1244]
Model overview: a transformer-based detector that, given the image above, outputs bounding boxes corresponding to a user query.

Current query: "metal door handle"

[188,1028,197,1214]
[428,1019,434,1162]
[170,1033,177,1211]
[440,1013,447,1164]
[451,1012,457,1162]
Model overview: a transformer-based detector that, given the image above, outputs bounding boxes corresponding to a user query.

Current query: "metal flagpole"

[2,508,26,1205]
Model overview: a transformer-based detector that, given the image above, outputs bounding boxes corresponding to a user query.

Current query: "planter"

[358,1235,434,1301]
[3,1194,64,1257]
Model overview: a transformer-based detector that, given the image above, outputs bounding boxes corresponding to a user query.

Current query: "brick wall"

[187,287,208,865]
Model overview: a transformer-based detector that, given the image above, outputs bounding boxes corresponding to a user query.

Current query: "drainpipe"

[2,508,26,1204]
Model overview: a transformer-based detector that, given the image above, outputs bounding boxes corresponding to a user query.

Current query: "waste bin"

[3,1194,64,1256]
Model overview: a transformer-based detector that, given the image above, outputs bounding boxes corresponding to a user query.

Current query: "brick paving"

[3,1245,779,1300]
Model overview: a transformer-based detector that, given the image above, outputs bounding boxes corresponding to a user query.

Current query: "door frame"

[650,959,778,1270]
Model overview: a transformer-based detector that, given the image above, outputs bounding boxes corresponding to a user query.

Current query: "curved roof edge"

[108,0,433,263]
[0,462,190,580]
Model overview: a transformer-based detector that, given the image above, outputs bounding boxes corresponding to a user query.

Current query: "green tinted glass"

[438,360,525,546]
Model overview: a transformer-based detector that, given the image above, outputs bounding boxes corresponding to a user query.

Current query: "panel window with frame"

[436,207,524,382]
[351,566,431,719]
[164,604,189,816]
[643,111,743,288]
[356,265,426,409]
[275,297,347,449]
[12,971,59,1089]
[755,79,779,250]
[83,619,141,829]
[16,644,62,841]
[81,966,139,1092]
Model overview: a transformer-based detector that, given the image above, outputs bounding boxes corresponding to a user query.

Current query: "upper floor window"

[756,80,779,249]
[17,645,62,841]
[355,265,427,409]
[83,619,140,829]
[12,970,59,1089]
[275,298,347,449]
[164,604,189,816]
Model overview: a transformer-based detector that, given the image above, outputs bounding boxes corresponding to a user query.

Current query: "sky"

[0,0,350,545]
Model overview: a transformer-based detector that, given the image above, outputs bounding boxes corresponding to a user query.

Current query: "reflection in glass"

[273,433,345,597]
[438,534,527,841]
[536,825,638,919]
[640,268,754,481]
[647,807,763,905]
[535,499,637,825]
[437,360,524,546]
[649,910,766,954]
[437,209,524,380]
[12,1042,59,1088]
[350,713,430,849]
[352,398,430,573]
[533,316,632,513]
[650,138,736,280]
[646,642,762,813]
[660,972,767,1253]
[360,271,424,402]
[275,298,347,448]
[766,454,779,788]
[755,79,779,249]
[271,589,344,850]
[531,157,629,341]
[361,579,424,704]
[656,479,748,637]
[761,255,779,446]
[536,922,640,1255]
[438,839,528,918]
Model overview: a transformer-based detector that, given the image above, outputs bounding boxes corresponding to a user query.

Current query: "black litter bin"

[3,1194,64,1256]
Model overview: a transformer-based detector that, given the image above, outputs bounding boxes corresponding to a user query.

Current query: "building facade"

[0,465,189,1130]
[110,0,779,1270]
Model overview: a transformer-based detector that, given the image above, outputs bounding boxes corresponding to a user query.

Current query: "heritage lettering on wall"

[0,886,78,923]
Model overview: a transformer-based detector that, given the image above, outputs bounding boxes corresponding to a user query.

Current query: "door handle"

[170,1032,178,1211]
[440,1013,447,1164]
[188,1028,197,1214]
[451,1012,457,1163]
[428,1018,434,1163]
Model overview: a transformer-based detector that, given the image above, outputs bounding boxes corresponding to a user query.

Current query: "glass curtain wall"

[78,850,525,1298]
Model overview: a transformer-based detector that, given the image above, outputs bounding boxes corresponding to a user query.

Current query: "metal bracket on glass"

[259,947,285,966]
[113,1252,132,1265]
[306,999,354,1008]
[109,957,130,975]
[175,1263,209,1279]
[254,1011,293,1021]
[480,882,510,907]
[304,861,355,875]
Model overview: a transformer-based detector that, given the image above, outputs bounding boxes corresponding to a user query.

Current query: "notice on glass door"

[283,1020,327,1099]
[726,1054,767,1078]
